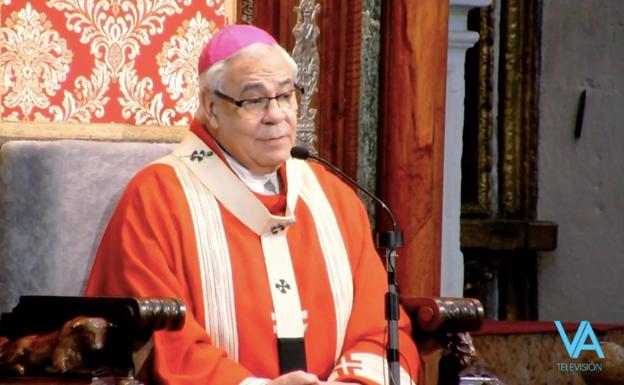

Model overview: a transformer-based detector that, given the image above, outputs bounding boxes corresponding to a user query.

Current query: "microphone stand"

[290,147,402,385]
[377,226,403,385]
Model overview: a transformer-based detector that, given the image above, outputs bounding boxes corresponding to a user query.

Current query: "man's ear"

[205,95,220,130]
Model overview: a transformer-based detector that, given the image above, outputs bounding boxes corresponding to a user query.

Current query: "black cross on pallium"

[270,223,286,234]
[190,149,214,162]
[275,279,291,294]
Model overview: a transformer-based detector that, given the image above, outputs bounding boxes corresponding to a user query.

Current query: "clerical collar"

[218,144,281,195]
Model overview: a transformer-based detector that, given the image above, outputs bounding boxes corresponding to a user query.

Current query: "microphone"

[290,145,403,385]
[290,146,399,233]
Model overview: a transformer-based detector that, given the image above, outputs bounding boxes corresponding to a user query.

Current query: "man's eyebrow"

[240,82,267,95]
[276,79,295,88]
[239,79,294,95]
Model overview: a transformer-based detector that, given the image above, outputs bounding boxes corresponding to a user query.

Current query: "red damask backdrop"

[0,1,231,125]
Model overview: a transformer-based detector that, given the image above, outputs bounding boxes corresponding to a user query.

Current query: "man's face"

[205,46,298,176]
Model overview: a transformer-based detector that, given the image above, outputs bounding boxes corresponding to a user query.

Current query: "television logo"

[555,320,605,359]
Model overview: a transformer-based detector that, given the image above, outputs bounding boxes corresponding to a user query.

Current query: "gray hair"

[195,43,298,124]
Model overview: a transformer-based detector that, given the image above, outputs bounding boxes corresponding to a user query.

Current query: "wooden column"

[378,1,449,297]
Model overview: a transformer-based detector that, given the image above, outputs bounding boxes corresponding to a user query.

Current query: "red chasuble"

[85,122,419,385]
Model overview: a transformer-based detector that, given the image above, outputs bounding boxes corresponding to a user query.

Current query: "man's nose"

[262,98,286,123]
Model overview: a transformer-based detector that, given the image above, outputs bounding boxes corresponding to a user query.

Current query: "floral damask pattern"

[0,3,72,117]
[0,1,227,125]
[118,62,182,126]
[49,60,111,122]
[158,13,217,118]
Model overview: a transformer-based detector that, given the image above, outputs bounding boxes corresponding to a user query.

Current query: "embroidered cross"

[269,220,295,235]
[190,149,214,162]
[334,356,363,377]
[275,279,291,294]
[270,223,286,234]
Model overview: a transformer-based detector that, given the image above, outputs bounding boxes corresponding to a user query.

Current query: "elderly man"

[85,24,419,385]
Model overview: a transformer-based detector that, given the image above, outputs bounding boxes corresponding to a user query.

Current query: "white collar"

[221,148,281,195]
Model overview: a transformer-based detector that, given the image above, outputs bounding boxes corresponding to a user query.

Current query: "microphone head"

[290,146,310,160]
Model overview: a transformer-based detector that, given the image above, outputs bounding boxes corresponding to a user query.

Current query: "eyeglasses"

[213,86,304,119]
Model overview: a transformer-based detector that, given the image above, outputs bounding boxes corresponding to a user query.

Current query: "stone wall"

[537,1,624,323]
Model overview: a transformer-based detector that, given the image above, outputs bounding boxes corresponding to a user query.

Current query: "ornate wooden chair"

[0,296,185,384]
[0,140,484,385]
[0,295,483,385]
[403,297,484,385]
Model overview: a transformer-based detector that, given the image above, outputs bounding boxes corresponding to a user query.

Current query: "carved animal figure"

[0,316,110,375]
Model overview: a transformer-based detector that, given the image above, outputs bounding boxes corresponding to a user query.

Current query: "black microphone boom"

[289,146,310,161]
[289,146,399,232]
[290,145,403,385]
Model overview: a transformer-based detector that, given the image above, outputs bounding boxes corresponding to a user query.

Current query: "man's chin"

[260,152,291,170]
[263,143,291,158]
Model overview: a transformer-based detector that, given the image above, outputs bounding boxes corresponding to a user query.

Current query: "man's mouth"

[259,135,287,142]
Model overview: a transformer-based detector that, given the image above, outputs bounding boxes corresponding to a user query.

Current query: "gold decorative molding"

[291,0,320,153]
[0,122,187,142]
[240,0,254,24]
[477,5,494,215]
[462,5,495,217]
[225,0,238,23]
[500,0,522,216]
[499,0,539,218]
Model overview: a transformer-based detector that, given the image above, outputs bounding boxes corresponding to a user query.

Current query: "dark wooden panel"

[250,0,300,51]
[461,219,557,251]
[316,0,361,178]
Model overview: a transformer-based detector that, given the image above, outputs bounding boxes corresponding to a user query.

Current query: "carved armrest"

[401,296,484,384]
[0,296,186,379]
[401,296,484,335]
